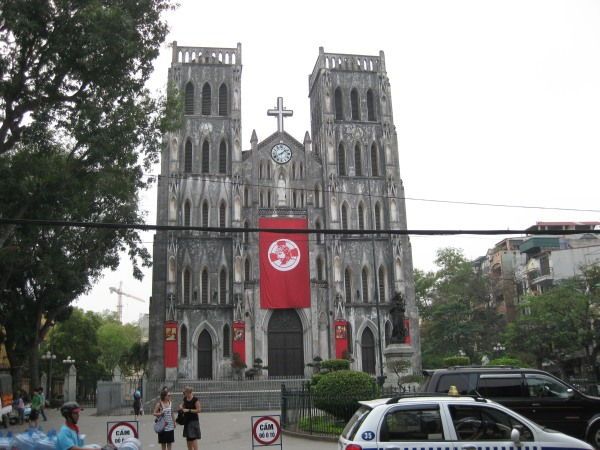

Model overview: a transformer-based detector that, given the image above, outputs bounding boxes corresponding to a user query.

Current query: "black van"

[421,367,600,447]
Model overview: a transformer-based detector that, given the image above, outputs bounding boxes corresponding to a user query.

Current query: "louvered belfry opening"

[185,82,194,115]
[334,87,343,120]
[351,88,360,120]
[202,83,211,115]
[367,89,376,121]
[219,83,228,116]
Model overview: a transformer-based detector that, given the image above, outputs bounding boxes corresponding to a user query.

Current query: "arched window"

[219,201,226,228]
[378,265,386,302]
[341,203,348,230]
[201,268,208,304]
[184,200,191,227]
[267,190,272,207]
[223,324,231,357]
[202,201,209,228]
[183,268,191,304]
[317,257,324,281]
[299,163,304,179]
[334,87,343,120]
[180,324,188,358]
[350,88,360,120]
[358,203,365,230]
[375,202,382,230]
[362,267,369,303]
[291,163,296,180]
[202,140,210,173]
[184,140,193,173]
[244,187,249,207]
[344,268,352,303]
[338,143,346,176]
[185,82,194,115]
[292,190,297,208]
[219,83,228,116]
[315,219,322,244]
[354,143,362,176]
[219,140,227,173]
[314,185,321,208]
[202,83,211,115]
[244,257,250,281]
[219,267,227,304]
[367,89,376,121]
[371,143,379,176]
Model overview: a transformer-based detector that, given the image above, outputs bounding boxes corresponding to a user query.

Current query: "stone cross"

[267,97,293,133]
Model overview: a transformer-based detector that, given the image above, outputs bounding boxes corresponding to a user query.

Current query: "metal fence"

[96,376,309,416]
[280,383,414,438]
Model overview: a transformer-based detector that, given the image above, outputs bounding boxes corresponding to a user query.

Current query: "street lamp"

[41,350,56,402]
[63,356,75,366]
[458,349,466,357]
[493,342,506,354]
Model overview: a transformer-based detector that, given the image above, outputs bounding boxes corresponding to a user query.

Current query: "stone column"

[63,365,77,402]
[383,343,414,389]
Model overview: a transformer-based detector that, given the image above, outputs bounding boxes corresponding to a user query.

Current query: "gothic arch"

[183,199,192,227]
[219,200,227,228]
[200,267,209,304]
[182,266,192,304]
[180,323,188,358]
[219,266,228,304]
[358,201,365,230]
[354,142,362,176]
[218,139,227,173]
[371,142,379,177]
[344,267,352,303]
[378,264,387,302]
[191,321,219,379]
[361,266,369,303]
[367,89,376,121]
[338,142,346,176]
[341,201,349,230]
[201,199,209,228]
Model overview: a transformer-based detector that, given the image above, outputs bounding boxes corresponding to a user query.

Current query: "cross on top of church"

[267,97,293,133]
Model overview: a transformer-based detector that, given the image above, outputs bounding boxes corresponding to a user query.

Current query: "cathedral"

[148,42,421,381]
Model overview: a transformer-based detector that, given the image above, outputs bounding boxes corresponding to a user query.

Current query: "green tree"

[97,321,141,373]
[505,281,590,377]
[418,248,505,368]
[0,0,177,387]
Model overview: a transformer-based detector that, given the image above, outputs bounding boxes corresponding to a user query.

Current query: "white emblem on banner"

[268,239,301,272]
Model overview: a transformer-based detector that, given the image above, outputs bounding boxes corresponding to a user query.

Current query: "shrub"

[443,356,470,367]
[320,359,350,372]
[313,370,378,421]
[489,356,527,367]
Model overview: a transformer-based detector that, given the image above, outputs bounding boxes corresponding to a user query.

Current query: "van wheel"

[588,423,600,449]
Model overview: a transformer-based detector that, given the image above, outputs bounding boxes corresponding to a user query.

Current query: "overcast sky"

[76,0,600,323]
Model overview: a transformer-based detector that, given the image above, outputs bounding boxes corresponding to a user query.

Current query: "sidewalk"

[6,408,338,450]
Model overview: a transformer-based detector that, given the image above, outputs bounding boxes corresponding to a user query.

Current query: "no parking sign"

[251,415,282,448]
[107,420,139,446]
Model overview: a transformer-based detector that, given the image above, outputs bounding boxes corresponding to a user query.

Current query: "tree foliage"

[505,280,590,375]
[417,248,505,368]
[0,0,176,386]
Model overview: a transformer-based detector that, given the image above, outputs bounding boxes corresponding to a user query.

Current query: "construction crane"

[109,281,146,323]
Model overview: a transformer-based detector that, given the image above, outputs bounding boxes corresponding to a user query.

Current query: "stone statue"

[389,292,407,344]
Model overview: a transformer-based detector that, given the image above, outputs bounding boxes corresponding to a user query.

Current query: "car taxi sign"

[251,415,282,448]
[107,420,139,446]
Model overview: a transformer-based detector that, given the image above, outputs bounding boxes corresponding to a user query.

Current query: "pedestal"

[64,365,77,402]
[383,343,414,389]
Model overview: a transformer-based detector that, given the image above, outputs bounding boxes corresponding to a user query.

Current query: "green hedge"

[313,370,378,421]
[443,356,470,367]
[320,359,350,371]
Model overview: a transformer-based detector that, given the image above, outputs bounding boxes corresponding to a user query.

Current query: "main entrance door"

[361,328,376,374]
[268,309,304,377]
[197,330,213,379]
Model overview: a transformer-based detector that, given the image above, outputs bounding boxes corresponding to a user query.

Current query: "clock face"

[271,143,292,164]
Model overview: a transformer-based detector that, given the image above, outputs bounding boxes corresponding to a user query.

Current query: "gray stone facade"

[148,43,421,381]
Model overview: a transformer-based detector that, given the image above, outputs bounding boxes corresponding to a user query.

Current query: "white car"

[339,395,594,450]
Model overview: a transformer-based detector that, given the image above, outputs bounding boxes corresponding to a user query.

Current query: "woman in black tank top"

[179,386,201,450]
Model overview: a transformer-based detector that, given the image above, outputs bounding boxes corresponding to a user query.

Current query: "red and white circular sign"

[268,239,301,272]
[252,416,281,446]
[107,421,138,446]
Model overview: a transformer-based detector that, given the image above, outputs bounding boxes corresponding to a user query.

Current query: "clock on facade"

[271,143,292,164]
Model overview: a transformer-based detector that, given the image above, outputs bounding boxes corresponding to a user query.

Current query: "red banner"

[259,217,310,309]
[164,321,178,368]
[335,320,349,359]
[232,321,246,364]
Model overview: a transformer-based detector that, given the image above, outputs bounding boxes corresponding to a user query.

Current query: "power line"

[1,217,598,236]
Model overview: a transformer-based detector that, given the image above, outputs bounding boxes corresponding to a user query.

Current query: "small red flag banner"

[259,217,310,309]
[163,321,178,368]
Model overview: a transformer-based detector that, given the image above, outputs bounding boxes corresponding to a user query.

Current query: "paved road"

[6,408,338,450]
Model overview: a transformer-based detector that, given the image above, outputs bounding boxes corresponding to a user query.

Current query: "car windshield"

[341,405,372,440]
